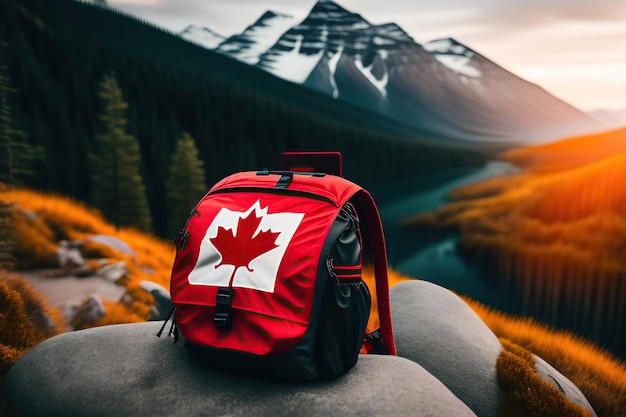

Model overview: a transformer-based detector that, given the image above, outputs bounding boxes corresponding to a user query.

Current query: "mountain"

[3,0,492,236]
[180,25,225,49]
[192,0,602,144]
[215,11,296,65]
[587,108,626,130]
[80,0,108,5]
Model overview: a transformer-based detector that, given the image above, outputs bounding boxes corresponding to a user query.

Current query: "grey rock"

[4,321,477,417]
[88,235,136,258]
[534,355,597,416]
[71,294,105,328]
[55,240,85,268]
[95,260,128,281]
[139,280,173,320]
[390,280,501,417]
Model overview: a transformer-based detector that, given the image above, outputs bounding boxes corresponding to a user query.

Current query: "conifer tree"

[90,73,152,232]
[0,197,15,269]
[1,41,29,269]
[0,40,42,187]
[165,132,207,238]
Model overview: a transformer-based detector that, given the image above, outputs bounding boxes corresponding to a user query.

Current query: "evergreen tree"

[90,73,152,232]
[0,196,16,269]
[165,132,206,238]
[0,40,42,187]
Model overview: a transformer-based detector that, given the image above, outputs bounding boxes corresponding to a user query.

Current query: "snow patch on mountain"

[328,46,343,98]
[373,36,396,46]
[180,25,225,49]
[424,38,481,78]
[216,11,296,65]
[355,51,388,97]
[264,34,325,83]
[79,0,108,6]
[176,0,601,144]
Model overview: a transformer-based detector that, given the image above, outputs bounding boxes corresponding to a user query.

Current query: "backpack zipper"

[175,206,199,250]
[208,187,338,207]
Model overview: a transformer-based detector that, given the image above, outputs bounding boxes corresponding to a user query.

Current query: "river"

[368,161,520,311]
[368,161,625,358]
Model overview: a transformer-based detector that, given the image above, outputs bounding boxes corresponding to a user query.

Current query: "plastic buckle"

[275,173,293,189]
[364,329,388,354]
[214,287,233,330]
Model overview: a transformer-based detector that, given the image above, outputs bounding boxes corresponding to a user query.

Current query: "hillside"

[0,0,489,238]
[404,126,626,359]
[0,184,625,416]
[206,0,601,143]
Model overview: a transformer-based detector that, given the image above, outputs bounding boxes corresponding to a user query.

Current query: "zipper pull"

[175,230,189,251]
[326,253,340,286]
[174,207,199,250]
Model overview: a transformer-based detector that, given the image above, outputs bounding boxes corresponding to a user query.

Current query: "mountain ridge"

[183,0,604,144]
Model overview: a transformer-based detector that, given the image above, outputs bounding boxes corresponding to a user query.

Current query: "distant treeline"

[0,0,487,236]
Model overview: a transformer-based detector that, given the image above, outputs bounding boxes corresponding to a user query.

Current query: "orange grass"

[0,187,175,277]
[399,127,626,416]
[404,132,626,359]
[88,299,148,328]
[467,298,626,417]
[496,338,593,417]
[504,126,626,173]
[0,271,64,375]
[0,186,175,332]
[526,153,626,223]
[0,188,115,239]
[3,185,626,416]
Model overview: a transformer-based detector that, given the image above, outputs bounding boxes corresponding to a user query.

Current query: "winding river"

[369,161,520,311]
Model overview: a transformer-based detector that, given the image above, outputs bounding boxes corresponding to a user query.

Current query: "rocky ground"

[18,268,126,330]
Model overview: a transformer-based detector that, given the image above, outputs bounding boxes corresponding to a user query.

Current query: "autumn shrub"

[404,131,626,361]
[0,271,65,375]
[496,338,593,417]
[0,188,113,240]
[80,240,129,261]
[526,153,626,223]
[87,299,147,328]
[504,126,626,173]
[116,228,174,288]
[467,298,626,417]
[1,187,175,329]
[3,184,625,417]
[10,209,58,268]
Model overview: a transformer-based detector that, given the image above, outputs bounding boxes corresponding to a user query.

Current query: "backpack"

[166,157,396,381]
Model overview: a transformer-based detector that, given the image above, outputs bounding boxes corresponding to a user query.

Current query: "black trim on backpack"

[184,203,371,381]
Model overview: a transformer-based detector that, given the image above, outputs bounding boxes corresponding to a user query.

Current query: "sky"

[106,0,626,112]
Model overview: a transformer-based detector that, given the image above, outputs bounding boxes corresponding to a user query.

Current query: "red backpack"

[166,155,396,381]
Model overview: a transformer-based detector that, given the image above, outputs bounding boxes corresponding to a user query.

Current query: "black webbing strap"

[364,329,387,354]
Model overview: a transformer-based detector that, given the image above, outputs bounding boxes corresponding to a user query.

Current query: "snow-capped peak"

[424,38,482,78]
[255,0,413,88]
[215,11,296,65]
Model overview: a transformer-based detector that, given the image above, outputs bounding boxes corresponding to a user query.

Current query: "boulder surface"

[390,280,597,417]
[390,280,502,417]
[3,321,476,417]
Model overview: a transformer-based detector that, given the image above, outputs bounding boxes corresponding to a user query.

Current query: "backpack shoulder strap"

[351,189,397,356]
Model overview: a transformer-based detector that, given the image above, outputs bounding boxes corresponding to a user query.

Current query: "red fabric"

[171,172,397,357]
[172,189,338,355]
[350,189,397,356]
